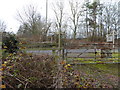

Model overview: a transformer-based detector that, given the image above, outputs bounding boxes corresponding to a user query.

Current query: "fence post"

[62,48,64,60]
[101,48,106,58]
[94,44,97,60]
[65,49,67,61]
[52,49,56,57]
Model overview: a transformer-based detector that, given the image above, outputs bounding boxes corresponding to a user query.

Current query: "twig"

[24,82,28,89]
[5,72,25,85]
[2,81,14,89]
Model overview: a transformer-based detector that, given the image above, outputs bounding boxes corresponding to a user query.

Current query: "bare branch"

[0,20,6,31]
[69,0,81,39]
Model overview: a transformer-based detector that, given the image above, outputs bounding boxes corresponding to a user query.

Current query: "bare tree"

[52,1,65,48]
[0,20,6,32]
[102,3,118,37]
[69,0,81,39]
[17,5,40,36]
[82,0,90,38]
[16,5,51,42]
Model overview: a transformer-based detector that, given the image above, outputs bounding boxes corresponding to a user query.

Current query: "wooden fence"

[63,43,119,65]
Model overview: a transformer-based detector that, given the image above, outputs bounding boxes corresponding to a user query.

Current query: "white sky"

[0,0,119,33]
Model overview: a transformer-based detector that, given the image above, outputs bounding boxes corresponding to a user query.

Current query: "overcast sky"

[0,0,119,33]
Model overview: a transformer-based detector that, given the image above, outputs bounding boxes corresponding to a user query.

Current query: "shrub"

[2,32,19,54]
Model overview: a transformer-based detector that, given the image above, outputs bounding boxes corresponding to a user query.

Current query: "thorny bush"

[2,52,58,88]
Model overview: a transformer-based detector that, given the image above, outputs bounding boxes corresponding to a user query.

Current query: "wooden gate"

[63,43,119,65]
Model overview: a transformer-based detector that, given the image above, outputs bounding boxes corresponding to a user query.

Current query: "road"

[26,49,118,55]
[27,49,98,55]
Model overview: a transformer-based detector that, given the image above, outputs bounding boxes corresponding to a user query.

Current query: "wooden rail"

[63,43,119,64]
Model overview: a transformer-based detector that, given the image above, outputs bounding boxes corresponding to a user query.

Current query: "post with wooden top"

[112,30,115,49]
[56,27,63,88]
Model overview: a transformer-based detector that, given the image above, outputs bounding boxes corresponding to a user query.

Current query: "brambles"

[2,53,57,88]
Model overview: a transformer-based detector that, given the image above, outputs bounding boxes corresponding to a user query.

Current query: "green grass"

[112,53,119,58]
[93,64,119,76]
[75,58,85,61]
[73,63,119,76]
[71,63,118,88]
[94,64,116,71]
[81,61,95,63]
[67,56,119,64]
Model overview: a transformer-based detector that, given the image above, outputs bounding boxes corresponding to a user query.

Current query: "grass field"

[73,63,119,88]
[67,52,119,64]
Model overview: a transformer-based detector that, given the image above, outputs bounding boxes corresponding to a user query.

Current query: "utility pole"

[46,0,48,24]
[112,30,115,49]
[46,0,48,41]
